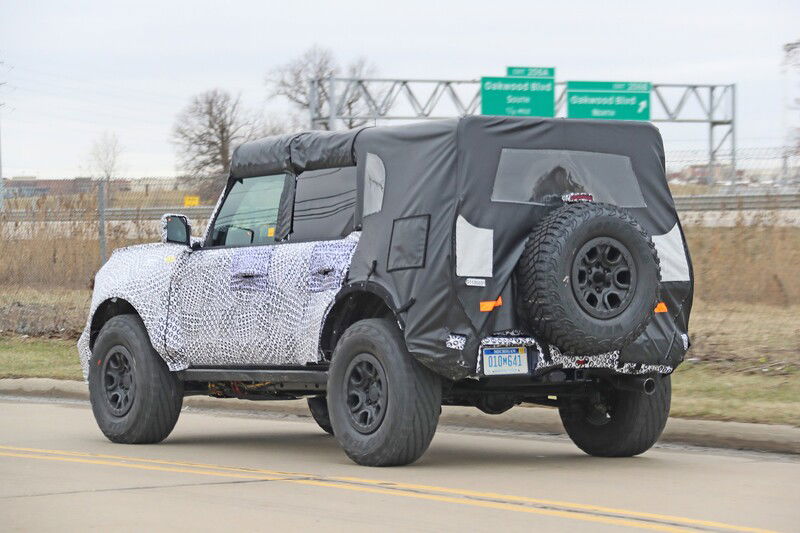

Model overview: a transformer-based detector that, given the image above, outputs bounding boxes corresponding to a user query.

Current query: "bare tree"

[266,45,379,129]
[89,131,122,205]
[172,89,254,177]
[172,90,298,201]
[339,57,379,129]
[172,89,269,200]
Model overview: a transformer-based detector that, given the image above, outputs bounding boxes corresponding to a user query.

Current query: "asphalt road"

[0,399,796,533]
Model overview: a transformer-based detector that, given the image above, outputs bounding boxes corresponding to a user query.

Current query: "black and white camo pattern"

[539,345,672,375]
[166,233,359,367]
[78,242,190,378]
[473,330,672,376]
[445,334,467,351]
[78,232,360,378]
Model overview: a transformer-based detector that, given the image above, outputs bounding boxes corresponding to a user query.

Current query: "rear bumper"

[448,330,675,380]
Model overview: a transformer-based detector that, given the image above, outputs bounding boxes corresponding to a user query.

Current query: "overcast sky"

[1,0,798,178]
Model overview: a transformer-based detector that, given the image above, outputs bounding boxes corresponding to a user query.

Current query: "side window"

[291,167,356,242]
[363,153,385,217]
[210,174,285,247]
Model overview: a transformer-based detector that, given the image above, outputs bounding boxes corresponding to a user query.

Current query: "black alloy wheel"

[344,353,388,434]
[102,346,136,416]
[572,237,637,319]
[327,318,442,466]
[89,314,183,444]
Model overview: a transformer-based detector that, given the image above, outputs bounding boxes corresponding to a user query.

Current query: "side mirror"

[161,214,191,246]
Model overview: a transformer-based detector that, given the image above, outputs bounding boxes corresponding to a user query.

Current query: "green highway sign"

[566,81,652,120]
[481,75,555,117]
[506,66,555,78]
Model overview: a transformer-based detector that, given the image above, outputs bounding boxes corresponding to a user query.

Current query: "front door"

[167,173,295,367]
[166,169,359,368]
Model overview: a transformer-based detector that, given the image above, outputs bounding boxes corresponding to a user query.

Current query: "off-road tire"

[327,318,442,466]
[89,314,183,444]
[517,202,660,355]
[559,375,671,457]
[307,395,334,435]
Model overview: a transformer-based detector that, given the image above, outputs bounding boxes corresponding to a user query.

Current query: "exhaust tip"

[642,377,656,395]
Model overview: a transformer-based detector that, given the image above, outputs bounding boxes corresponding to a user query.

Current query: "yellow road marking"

[0,452,284,481]
[0,445,777,533]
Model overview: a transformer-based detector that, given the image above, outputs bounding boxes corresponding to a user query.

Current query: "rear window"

[491,149,646,208]
[291,167,357,242]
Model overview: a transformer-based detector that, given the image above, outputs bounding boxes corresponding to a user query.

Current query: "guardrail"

[673,193,800,211]
[2,194,799,222]
[0,206,215,222]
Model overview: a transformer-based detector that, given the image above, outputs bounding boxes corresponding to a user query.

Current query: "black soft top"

[230,117,692,380]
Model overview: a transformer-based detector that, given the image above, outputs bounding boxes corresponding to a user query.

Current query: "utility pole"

[0,60,5,211]
[0,106,6,212]
[784,39,800,153]
[0,103,4,212]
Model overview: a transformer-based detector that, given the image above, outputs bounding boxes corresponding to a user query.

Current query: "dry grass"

[688,302,799,371]
[0,287,90,337]
[0,336,83,380]
[683,225,800,305]
[667,183,718,196]
[671,362,800,426]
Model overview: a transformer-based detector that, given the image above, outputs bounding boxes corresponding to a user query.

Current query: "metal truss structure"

[309,78,736,182]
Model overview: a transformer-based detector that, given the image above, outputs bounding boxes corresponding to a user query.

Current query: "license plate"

[481,347,529,376]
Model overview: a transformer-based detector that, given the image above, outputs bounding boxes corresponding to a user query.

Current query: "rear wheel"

[327,318,442,466]
[88,314,183,444]
[307,395,334,435]
[559,375,671,457]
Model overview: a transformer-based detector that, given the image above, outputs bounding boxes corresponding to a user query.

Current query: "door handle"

[232,272,263,279]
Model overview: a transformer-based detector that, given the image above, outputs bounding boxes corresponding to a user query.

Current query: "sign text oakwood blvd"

[480,67,652,121]
[481,67,555,117]
[566,81,651,121]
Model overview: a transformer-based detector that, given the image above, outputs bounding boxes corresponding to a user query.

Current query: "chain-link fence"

[0,176,219,337]
[665,147,800,193]
[1,149,799,337]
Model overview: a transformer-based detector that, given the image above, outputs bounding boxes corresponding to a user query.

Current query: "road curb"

[1,378,797,455]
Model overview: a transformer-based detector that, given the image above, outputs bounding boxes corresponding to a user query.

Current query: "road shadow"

[420,441,670,470]
[153,428,670,471]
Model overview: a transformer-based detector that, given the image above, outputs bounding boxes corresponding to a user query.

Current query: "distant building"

[2,177,95,198]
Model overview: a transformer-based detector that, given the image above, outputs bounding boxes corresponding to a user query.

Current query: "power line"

[9,64,190,103]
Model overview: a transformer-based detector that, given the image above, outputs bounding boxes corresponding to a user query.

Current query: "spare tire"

[516,202,660,355]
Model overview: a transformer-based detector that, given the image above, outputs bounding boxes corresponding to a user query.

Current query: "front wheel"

[88,314,183,444]
[327,318,442,466]
[559,375,671,457]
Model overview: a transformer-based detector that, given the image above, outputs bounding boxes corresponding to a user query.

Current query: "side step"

[177,367,328,390]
